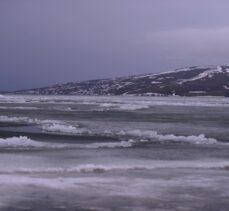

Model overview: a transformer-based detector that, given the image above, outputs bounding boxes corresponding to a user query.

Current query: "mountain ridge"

[14,65,229,97]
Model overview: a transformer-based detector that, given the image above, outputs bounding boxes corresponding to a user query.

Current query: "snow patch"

[178,66,225,84]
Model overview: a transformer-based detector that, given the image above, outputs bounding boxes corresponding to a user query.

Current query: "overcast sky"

[1,0,229,91]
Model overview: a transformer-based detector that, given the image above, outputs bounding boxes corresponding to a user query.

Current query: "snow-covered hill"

[15,65,229,96]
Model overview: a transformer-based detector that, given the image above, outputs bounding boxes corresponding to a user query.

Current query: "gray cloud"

[144,27,229,66]
[1,0,229,91]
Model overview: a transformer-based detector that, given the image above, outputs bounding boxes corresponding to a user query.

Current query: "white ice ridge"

[0,115,90,135]
[0,106,39,110]
[0,136,79,149]
[2,161,229,174]
[97,102,150,111]
[0,131,225,151]
[0,136,48,148]
[0,136,132,149]
[223,85,229,90]
[0,115,224,145]
[0,115,58,124]
[116,130,219,145]
[41,123,89,134]
[0,116,31,123]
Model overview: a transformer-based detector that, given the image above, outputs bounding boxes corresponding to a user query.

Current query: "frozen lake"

[0,95,229,211]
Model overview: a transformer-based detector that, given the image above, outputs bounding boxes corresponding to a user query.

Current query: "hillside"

[15,65,229,96]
